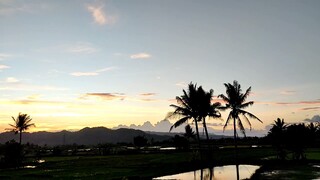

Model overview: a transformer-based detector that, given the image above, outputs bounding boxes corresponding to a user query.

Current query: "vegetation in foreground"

[0,147,276,179]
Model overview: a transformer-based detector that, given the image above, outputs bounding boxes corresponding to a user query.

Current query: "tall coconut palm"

[7,113,35,145]
[168,83,202,143]
[219,81,262,179]
[219,80,262,139]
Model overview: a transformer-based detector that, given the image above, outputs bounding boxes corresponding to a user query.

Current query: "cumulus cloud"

[70,67,116,77]
[304,115,320,123]
[130,53,151,59]
[87,5,115,25]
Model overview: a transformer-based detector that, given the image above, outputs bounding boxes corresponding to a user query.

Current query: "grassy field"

[0,147,275,179]
[0,147,319,179]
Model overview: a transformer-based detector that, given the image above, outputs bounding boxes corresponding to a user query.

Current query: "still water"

[154,164,259,180]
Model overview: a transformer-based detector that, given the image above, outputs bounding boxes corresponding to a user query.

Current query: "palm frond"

[237,117,246,137]
[239,101,254,109]
[239,109,262,123]
[241,86,251,103]
[223,112,233,131]
[170,116,190,132]
[241,113,252,130]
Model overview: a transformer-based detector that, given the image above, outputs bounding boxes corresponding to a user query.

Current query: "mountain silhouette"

[0,127,172,146]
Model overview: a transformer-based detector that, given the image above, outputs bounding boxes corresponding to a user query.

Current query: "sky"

[0,0,319,136]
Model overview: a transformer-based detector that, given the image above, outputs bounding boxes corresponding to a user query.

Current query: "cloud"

[5,77,19,83]
[70,66,116,77]
[175,81,188,88]
[87,5,115,25]
[0,53,11,60]
[0,2,49,15]
[257,99,320,106]
[140,93,156,97]
[0,64,10,71]
[81,93,125,101]
[130,53,151,59]
[280,90,296,95]
[304,115,320,123]
[66,42,97,54]
[0,84,68,91]
[113,119,184,132]
[70,72,98,76]
[300,107,320,111]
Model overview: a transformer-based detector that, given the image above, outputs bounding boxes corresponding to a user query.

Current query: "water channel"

[154,164,259,180]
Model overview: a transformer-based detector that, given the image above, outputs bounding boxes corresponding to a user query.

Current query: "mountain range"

[0,127,173,146]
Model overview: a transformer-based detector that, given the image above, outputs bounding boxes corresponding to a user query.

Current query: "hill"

[0,127,172,146]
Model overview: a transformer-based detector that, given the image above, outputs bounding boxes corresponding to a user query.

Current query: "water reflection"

[154,164,259,180]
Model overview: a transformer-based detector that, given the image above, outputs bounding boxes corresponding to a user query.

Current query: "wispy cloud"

[5,77,19,83]
[130,53,151,59]
[70,72,98,76]
[81,93,125,101]
[140,93,156,97]
[300,107,320,111]
[0,83,68,91]
[257,99,320,106]
[175,81,187,88]
[70,67,116,77]
[0,53,12,60]
[87,4,116,25]
[0,65,10,71]
[66,42,98,54]
[0,2,48,15]
[280,90,296,95]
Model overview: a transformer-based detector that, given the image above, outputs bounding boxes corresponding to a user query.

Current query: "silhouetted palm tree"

[268,118,287,160]
[7,113,35,145]
[219,80,262,179]
[198,87,221,141]
[184,124,195,140]
[168,83,202,142]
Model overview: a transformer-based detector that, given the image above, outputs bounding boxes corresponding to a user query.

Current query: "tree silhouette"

[6,113,35,145]
[184,124,195,140]
[219,80,262,179]
[198,87,221,141]
[268,118,287,160]
[167,83,203,143]
[168,83,221,143]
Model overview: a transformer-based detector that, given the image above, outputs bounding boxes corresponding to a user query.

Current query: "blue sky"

[0,0,319,135]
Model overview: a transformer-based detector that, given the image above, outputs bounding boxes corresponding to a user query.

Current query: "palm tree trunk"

[202,118,209,141]
[194,119,201,144]
[194,118,203,161]
[19,130,22,145]
[233,117,239,180]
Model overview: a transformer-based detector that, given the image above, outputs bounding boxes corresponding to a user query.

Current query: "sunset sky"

[1,0,319,136]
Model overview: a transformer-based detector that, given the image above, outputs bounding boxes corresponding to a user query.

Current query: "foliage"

[6,113,35,145]
[219,80,262,136]
[3,140,22,168]
[268,119,320,160]
[172,135,189,150]
[133,135,148,147]
[167,82,221,144]
[184,124,195,140]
